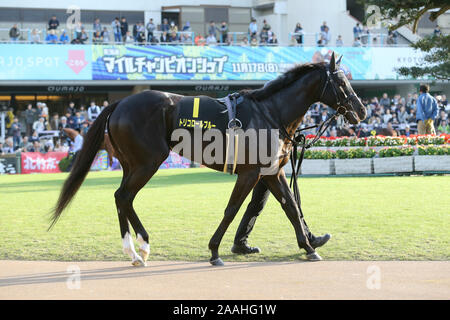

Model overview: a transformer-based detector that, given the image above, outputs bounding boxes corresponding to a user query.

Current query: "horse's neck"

[272,71,322,136]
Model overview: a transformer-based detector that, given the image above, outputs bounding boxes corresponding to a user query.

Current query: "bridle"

[319,68,359,117]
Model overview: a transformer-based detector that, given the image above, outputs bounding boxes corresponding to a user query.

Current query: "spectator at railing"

[248,18,257,40]
[120,17,128,43]
[250,37,258,46]
[93,18,102,33]
[9,24,20,42]
[132,22,138,42]
[268,32,278,45]
[50,114,59,130]
[294,23,303,45]
[361,25,370,46]
[101,27,110,43]
[206,33,217,45]
[10,118,21,149]
[93,30,103,44]
[320,21,327,32]
[353,36,361,47]
[58,116,68,130]
[112,17,121,43]
[30,28,41,43]
[161,18,170,33]
[60,30,70,44]
[218,21,228,43]
[48,15,59,31]
[169,21,178,35]
[160,31,170,43]
[170,31,179,43]
[2,137,15,154]
[146,18,156,42]
[137,28,146,44]
[78,27,89,44]
[321,26,331,45]
[353,22,362,40]
[260,20,271,44]
[241,36,249,46]
[387,30,398,45]
[379,93,391,109]
[336,35,343,46]
[208,21,217,40]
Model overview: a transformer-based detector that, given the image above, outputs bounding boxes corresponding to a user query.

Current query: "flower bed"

[334,148,375,175]
[305,134,450,148]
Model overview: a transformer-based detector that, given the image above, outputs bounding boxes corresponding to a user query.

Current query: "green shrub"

[58,154,73,172]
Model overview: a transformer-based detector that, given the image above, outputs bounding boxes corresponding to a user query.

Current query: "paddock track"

[0,260,448,299]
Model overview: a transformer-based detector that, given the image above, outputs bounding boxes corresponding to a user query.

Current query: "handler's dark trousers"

[234,180,315,245]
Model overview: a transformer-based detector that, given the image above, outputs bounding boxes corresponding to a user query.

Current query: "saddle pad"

[176,96,250,133]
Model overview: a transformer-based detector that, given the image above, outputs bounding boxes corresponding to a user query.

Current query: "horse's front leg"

[208,169,260,266]
[263,170,322,261]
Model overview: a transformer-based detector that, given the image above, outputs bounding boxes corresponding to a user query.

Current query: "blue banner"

[0,44,427,81]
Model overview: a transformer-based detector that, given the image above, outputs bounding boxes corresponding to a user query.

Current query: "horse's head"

[319,52,367,124]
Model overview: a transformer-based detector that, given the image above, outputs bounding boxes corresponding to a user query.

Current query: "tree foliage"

[362,0,450,80]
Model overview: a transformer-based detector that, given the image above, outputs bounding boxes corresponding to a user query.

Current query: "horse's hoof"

[139,248,149,262]
[306,252,323,261]
[210,257,224,266]
[131,256,147,267]
[231,244,261,255]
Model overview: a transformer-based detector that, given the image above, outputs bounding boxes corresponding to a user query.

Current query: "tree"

[363,0,450,80]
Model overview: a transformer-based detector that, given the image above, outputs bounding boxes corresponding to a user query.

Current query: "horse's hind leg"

[208,170,260,266]
[115,155,168,266]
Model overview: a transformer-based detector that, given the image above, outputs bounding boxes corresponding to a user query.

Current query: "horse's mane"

[240,62,327,101]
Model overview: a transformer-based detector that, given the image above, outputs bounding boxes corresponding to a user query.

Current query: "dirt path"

[0,260,448,299]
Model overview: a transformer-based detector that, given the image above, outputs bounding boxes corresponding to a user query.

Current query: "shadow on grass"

[0,171,236,190]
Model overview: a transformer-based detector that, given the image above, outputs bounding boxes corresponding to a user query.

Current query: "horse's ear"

[330,52,336,71]
[336,54,343,66]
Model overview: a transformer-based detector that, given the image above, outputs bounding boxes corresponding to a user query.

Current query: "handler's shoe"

[310,233,331,249]
[231,243,261,255]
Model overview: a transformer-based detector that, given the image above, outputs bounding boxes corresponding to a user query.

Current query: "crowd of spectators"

[2,90,449,155]
[0,100,108,155]
[299,91,449,137]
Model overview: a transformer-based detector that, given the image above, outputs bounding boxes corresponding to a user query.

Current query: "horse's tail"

[48,100,120,230]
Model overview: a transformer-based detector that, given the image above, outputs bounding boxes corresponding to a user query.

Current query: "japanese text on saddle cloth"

[176,94,248,174]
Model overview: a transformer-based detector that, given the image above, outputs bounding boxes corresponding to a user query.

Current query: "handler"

[232,179,331,254]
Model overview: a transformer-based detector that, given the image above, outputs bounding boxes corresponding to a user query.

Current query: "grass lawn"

[0,168,449,262]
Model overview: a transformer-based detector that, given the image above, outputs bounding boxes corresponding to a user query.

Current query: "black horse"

[50,52,366,266]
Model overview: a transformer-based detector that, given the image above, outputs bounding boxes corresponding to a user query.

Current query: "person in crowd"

[87,101,101,122]
[70,111,84,132]
[208,21,217,40]
[241,36,249,46]
[66,102,76,116]
[160,31,170,43]
[124,31,134,44]
[320,21,327,32]
[3,138,15,154]
[50,113,60,130]
[294,23,303,45]
[29,130,39,143]
[10,118,21,149]
[120,17,129,43]
[48,15,59,30]
[353,36,361,47]
[30,140,45,153]
[353,22,362,40]
[77,27,89,44]
[206,33,217,45]
[268,32,278,45]
[136,22,146,44]
[101,27,110,43]
[132,22,139,42]
[361,25,370,45]
[161,18,170,32]
[321,26,331,45]
[437,119,449,134]
[250,36,258,46]
[379,93,391,108]
[336,35,343,46]
[219,21,228,43]
[30,28,41,43]
[416,84,438,135]
[112,17,121,43]
[18,135,32,152]
[397,105,409,123]
[9,24,20,42]
[59,30,70,44]
[58,116,68,130]
[79,105,88,120]
[93,18,102,33]
[260,20,271,43]
[248,18,258,40]
[169,21,178,35]
[146,18,156,43]
[32,117,45,134]
[24,104,36,136]
[93,30,103,44]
